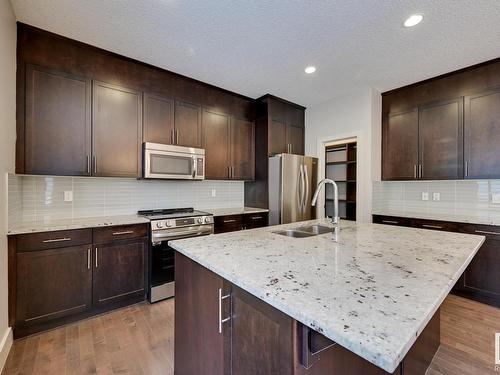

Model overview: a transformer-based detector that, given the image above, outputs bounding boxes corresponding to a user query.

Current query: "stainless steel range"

[138,207,214,302]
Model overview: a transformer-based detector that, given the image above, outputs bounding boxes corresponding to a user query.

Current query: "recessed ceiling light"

[305,66,316,74]
[404,14,423,27]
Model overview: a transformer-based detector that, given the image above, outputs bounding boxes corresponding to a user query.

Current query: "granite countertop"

[7,215,150,235]
[204,207,269,217]
[372,209,500,226]
[169,219,484,373]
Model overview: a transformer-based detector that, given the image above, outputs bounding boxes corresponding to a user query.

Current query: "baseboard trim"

[0,327,13,372]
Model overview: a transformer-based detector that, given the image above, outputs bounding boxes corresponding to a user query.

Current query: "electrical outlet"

[421,192,429,201]
[432,192,440,201]
[64,191,73,202]
[492,193,500,204]
[211,189,216,198]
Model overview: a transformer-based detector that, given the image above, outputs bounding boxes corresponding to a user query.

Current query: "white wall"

[0,0,16,370]
[305,87,381,223]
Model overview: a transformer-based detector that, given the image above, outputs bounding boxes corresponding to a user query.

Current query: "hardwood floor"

[1,295,498,374]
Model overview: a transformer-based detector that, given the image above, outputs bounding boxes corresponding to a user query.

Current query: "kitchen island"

[170,219,485,374]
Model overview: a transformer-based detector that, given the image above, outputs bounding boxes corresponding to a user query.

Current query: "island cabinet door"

[229,284,293,375]
[174,252,231,375]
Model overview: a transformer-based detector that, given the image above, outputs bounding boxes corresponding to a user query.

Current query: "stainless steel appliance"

[268,154,318,225]
[138,208,214,302]
[143,142,205,180]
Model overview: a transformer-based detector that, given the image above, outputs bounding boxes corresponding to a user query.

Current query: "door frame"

[315,131,367,222]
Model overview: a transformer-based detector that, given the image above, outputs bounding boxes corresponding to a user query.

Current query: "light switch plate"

[211,189,216,198]
[432,192,440,201]
[421,192,429,201]
[64,191,73,202]
[492,193,500,204]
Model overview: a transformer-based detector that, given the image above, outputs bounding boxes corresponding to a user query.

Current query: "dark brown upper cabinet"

[268,119,288,155]
[92,81,143,178]
[418,98,464,180]
[24,65,92,176]
[202,109,255,180]
[202,108,231,179]
[143,93,175,145]
[175,100,202,147]
[287,123,305,155]
[382,58,500,181]
[382,109,418,180]
[464,87,500,179]
[230,117,255,180]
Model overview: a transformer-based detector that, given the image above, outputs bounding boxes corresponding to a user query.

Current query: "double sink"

[273,224,332,238]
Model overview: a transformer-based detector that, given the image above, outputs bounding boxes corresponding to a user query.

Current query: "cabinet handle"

[223,219,236,223]
[422,224,443,229]
[93,156,97,174]
[251,216,263,220]
[228,166,231,178]
[413,165,417,179]
[176,130,179,145]
[171,129,175,144]
[419,164,423,179]
[465,161,469,177]
[112,230,134,236]
[95,247,98,268]
[382,220,399,224]
[87,155,90,175]
[218,288,231,334]
[42,237,71,243]
[290,144,293,154]
[87,249,91,270]
[475,230,500,236]
[231,166,235,179]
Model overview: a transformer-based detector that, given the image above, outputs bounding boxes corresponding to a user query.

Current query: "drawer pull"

[112,230,134,236]
[422,224,442,229]
[42,237,71,243]
[223,219,236,223]
[475,230,500,236]
[382,220,398,224]
[251,216,263,220]
[218,288,231,334]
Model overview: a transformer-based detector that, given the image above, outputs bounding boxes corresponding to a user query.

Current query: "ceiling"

[10,0,500,106]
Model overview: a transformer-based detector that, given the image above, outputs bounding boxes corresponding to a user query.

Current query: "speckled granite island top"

[169,219,485,373]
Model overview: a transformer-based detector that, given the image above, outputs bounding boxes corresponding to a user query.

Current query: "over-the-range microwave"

[143,143,205,180]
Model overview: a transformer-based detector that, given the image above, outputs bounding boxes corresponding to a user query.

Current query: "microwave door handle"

[192,156,197,178]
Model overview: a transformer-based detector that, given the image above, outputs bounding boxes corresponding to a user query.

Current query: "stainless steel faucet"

[311,179,340,241]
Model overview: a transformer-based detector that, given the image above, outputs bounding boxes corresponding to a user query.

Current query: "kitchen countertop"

[169,219,484,373]
[372,209,500,226]
[7,215,150,235]
[204,207,269,217]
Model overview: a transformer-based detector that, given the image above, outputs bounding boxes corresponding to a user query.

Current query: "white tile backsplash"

[373,180,500,225]
[8,175,245,227]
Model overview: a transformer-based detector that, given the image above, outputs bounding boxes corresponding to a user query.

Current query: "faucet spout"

[311,179,340,240]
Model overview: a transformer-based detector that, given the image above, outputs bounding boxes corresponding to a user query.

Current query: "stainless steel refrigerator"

[269,154,318,225]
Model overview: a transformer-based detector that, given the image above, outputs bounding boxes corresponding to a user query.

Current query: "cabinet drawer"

[16,229,92,252]
[242,212,268,229]
[372,215,411,227]
[214,215,243,234]
[410,218,459,232]
[456,223,500,239]
[93,224,148,243]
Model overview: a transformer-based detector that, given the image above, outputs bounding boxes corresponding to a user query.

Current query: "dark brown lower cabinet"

[373,215,500,307]
[175,253,440,375]
[92,238,148,308]
[214,212,268,234]
[9,224,149,338]
[16,245,92,326]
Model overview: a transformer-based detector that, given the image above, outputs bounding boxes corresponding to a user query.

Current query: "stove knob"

[204,217,211,224]
[156,221,164,229]
[197,217,203,224]
[165,221,172,227]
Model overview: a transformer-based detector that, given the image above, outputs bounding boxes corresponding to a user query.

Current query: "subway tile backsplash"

[8,174,244,228]
[373,180,500,225]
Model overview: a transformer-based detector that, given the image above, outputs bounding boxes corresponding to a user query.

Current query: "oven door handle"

[152,227,213,242]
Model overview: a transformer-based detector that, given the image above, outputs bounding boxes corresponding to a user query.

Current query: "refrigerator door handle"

[304,164,309,212]
[298,164,303,214]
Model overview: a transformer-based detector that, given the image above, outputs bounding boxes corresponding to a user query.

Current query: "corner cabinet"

[202,108,255,180]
